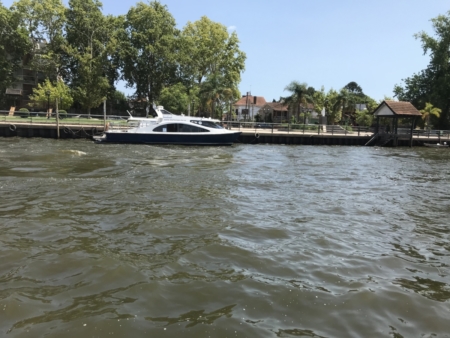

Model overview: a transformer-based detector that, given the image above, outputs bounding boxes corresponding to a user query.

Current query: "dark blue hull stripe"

[98,132,242,145]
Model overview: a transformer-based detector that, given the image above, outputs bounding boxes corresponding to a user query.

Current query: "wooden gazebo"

[370,100,422,147]
[259,102,289,123]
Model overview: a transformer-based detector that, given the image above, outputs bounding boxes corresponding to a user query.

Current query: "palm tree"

[332,89,360,125]
[420,102,441,129]
[199,73,237,119]
[283,81,314,124]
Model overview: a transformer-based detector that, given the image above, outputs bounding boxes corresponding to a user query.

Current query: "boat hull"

[95,131,242,146]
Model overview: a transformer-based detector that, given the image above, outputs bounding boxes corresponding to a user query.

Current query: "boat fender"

[255,133,260,139]
[9,124,16,132]
[91,127,97,134]
[64,127,70,134]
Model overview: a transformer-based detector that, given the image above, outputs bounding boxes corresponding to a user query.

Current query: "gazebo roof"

[373,100,422,117]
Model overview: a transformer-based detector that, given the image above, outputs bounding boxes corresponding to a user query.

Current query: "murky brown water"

[0,138,449,337]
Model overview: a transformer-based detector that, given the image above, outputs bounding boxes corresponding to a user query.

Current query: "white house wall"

[235,105,262,120]
[375,105,394,116]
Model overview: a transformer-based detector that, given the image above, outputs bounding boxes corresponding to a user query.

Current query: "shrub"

[58,110,67,119]
[18,108,30,118]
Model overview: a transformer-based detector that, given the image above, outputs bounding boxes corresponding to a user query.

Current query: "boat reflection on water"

[94,106,241,146]
[423,142,449,148]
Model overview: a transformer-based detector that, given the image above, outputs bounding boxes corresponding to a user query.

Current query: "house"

[259,102,288,123]
[232,94,266,121]
[258,102,320,124]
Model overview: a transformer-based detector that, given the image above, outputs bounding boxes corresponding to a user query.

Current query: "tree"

[118,1,178,110]
[65,0,111,115]
[28,77,73,111]
[11,0,66,81]
[199,73,239,119]
[343,81,364,96]
[420,102,441,129]
[283,81,314,124]
[324,89,341,125]
[158,83,189,114]
[394,11,450,128]
[0,3,30,105]
[179,16,246,91]
[109,90,128,114]
[393,71,430,108]
[355,109,373,127]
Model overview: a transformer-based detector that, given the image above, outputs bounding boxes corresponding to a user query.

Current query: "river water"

[0,138,449,338]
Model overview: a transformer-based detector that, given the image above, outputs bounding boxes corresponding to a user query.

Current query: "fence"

[0,110,126,127]
[225,122,373,136]
[2,110,450,140]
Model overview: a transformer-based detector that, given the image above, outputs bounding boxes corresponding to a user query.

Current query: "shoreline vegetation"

[1,2,450,129]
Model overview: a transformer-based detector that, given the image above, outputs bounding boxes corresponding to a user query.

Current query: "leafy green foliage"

[394,11,450,128]
[0,3,31,105]
[324,89,341,124]
[283,81,314,123]
[159,83,189,114]
[118,1,178,106]
[355,109,373,127]
[179,16,246,88]
[3,1,247,115]
[11,0,66,80]
[64,0,112,115]
[343,81,364,96]
[420,102,441,129]
[199,73,239,118]
[29,78,73,110]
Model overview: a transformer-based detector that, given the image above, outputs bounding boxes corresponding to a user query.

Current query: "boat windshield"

[161,109,174,115]
[190,120,223,129]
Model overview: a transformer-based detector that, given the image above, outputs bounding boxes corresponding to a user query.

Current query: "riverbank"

[0,121,447,146]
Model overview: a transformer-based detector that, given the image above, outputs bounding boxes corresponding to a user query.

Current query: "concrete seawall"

[0,122,105,139]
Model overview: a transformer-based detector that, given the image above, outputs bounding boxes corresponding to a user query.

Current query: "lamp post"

[46,90,51,118]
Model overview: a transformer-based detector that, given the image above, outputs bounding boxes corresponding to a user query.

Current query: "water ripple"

[0,139,449,337]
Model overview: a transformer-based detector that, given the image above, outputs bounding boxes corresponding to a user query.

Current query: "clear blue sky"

[3,0,449,102]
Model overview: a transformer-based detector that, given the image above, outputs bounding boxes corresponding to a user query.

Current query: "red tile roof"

[234,95,267,107]
[265,102,288,111]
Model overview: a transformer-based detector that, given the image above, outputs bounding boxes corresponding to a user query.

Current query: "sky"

[3,0,449,102]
